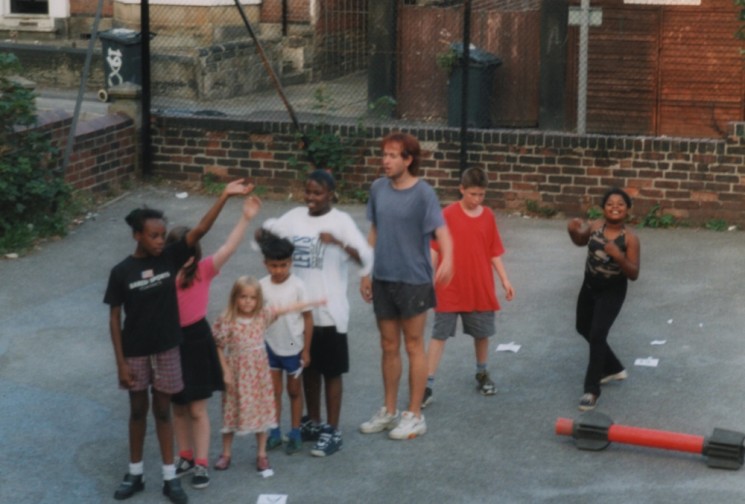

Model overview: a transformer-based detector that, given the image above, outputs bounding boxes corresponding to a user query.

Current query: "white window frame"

[0,0,68,32]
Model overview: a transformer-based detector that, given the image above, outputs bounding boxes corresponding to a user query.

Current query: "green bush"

[0,52,70,253]
[637,204,676,229]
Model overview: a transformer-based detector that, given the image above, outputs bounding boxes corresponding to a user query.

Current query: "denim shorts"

[124,346,184,394]
[432,311,495,341]
[266,344,303,375]
[372,279,436,320]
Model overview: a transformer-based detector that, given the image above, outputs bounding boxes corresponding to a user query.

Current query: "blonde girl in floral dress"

[212,276,323,476]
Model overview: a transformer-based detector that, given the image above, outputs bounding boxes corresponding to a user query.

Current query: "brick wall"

[37,110,136,193]
[151,115,745,225]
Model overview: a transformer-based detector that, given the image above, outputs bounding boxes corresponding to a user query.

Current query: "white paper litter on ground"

[175,192,188,199]
[257,495,286,504]
[496,342,521,353]
[667,319,673,324]
[650,340,667,346]
[258,468,275,479]
[634,357,659,367]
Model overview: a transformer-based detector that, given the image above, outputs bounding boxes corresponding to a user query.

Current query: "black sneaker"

[310,425,343,457]
[422,386,433,409]
[476,371,497,396]
[578,393,598,411]
[174,457,195,478]
[114,473,144,500]
[190,465,209,489]
[300,415,322,442]
[163,478,189,504]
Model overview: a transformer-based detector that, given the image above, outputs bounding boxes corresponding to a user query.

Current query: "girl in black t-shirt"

[104,180,252,503]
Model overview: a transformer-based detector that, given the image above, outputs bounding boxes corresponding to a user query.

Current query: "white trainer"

[388,411,426,440]
[359,407,399,434]
[600,369,628,385]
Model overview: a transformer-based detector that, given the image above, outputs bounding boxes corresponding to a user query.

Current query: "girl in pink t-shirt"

[166,194,261,489]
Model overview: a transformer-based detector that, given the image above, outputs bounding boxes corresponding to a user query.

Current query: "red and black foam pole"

[555,411,745,470]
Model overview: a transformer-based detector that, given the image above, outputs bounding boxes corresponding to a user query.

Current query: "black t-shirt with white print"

[104,237,192,357]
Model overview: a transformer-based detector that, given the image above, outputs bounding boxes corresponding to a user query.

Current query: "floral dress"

[212,308,277,434]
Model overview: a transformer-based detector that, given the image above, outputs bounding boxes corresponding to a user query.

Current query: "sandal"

[213,454,231,471]
[256,455,274,477]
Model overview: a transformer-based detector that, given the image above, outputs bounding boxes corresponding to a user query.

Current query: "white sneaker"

[600,369,628,385]
[359,407,399,434]
[388,411,426,440]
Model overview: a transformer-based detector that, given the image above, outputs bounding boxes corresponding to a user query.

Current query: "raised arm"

[212,195,262,271]
[567,218,595,247]
[185,179,254,248]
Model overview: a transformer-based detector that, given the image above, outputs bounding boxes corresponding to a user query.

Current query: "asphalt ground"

[2,186,745,504]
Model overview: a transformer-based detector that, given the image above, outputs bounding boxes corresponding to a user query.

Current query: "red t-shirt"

[432,202,505,312]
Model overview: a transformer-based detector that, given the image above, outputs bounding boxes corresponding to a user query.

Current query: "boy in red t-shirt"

[424,167,515,407]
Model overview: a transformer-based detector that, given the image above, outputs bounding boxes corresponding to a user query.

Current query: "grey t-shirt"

[366,177,444,285]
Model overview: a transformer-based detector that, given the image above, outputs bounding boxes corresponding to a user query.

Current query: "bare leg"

[377,318,402,415]
[128,390,149,463]
[287,374,303,429]
[426,338,447,379]
[303,367,323,423]
[188,399,210,462]
[172,403,191,457]
[325,375,343,428]
[270,369,283,427]
[220,432,234,458]
[151,389,175,465]
[256,432,268,458]
[474,337,489,367]
[401,312,428,416]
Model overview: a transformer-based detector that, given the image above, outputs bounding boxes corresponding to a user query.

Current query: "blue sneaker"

[285,430,303,455]
[266,429,282,451]
[310,425,342,457]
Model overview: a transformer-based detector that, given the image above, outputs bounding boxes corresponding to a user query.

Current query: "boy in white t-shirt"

[258,234,313,455]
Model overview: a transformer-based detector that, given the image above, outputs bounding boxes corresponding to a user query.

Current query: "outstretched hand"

[243,195,262,220]
[567,218,585,234]
[223,179,254,197]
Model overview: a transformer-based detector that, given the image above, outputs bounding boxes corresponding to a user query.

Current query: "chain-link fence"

[2,0,743,139]
[141,0,371,121]
[141,0,743,139]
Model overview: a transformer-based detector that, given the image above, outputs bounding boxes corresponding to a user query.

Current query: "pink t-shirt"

[175,256,219,326]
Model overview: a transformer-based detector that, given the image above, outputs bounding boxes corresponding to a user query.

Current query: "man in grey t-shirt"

[359,132,453,440]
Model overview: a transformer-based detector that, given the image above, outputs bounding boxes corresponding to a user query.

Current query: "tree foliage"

[0,52,69,250]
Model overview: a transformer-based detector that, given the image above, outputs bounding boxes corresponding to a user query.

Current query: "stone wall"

[38,110,136,192]
[151,114,745,225]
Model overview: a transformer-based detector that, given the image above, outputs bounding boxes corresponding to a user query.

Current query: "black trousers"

[576,277,627,396]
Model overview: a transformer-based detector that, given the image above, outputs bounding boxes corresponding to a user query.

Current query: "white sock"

[162,464,176,481]
[129,461,144,476]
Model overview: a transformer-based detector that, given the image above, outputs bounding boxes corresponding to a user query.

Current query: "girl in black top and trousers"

[567,188,641,412]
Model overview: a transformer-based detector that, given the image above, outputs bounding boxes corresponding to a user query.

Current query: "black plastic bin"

[99,28,148,89]
[447,42,502,128]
